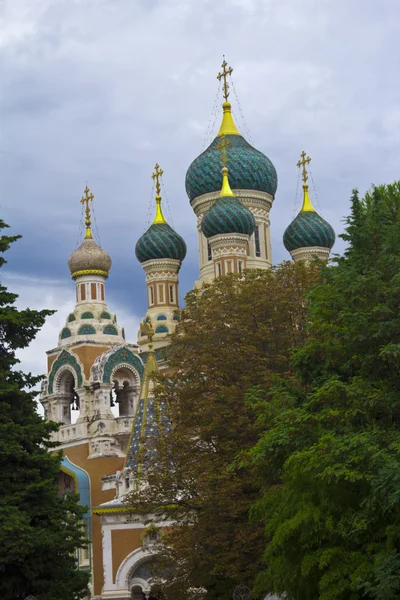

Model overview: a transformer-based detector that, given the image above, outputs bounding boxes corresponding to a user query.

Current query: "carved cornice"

[192,189,273,217]
[145,271,179,283]
[141,258,181,275]
[291,246,330,263]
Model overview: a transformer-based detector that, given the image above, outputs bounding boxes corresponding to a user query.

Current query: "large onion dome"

[201,167,256,239]
[68,237,112,279]
[186,102,278,202]
[283,186,335,252]
[135,195,187,264]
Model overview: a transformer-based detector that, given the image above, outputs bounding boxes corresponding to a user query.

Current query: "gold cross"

[216,134,231,168]
[152,163,164,197]
[80,185,94,239]
[217,57,233,102]
[297,151,311,185]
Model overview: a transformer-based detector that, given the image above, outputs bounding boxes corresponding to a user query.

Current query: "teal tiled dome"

[283,211,335,252]
[186,134,278,202]
[135,223,187,264]
[201,194,256,239]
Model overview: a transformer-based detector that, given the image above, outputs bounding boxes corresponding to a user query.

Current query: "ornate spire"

[151,163,167,224]
[80,186,95,239]
[124,318,166,473]
[216,58,240,137]
[297,151,315,212]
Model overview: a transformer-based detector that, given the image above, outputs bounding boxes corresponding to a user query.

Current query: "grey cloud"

[2,0,400,336]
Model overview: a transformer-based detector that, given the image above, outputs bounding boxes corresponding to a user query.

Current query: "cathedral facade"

[40,61,335,600]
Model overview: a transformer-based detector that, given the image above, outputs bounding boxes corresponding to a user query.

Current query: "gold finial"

[80,185,95,239]
[297,151,311,185]
[297,151,315,212]
[216,134,231,168]
[151,163,167,225]
[140,318,155,345]
[217,57,233,102]
[217,135,234,197]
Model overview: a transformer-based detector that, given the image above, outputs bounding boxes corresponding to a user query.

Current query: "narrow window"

[238,260,243,273]
[207,241,212,261]
[169,285,175,303]
[149,286,154,306]
[254,225,261,258]
[158,284,165,303]
[81,284,86,301]
[101,284,105,301]
[91,283,97,300]
[216,263,222,277]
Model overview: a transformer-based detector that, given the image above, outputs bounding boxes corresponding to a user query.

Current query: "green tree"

[129,263,320,600]
[249,182,400,600]
[0,220,89,600]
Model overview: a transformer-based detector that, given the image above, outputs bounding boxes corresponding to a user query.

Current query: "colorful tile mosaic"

[185,134,278,201]
[283,211,335,252]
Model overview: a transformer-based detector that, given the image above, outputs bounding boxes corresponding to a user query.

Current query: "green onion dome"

[186,103,278,202]
[283,187,335,252]
[135,196,186,264]
[201,167,256,239]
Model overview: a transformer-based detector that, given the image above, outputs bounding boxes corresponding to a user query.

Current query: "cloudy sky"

[2,0,399,379]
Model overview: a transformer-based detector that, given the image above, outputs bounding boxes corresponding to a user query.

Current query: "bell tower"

[40,186,145,597]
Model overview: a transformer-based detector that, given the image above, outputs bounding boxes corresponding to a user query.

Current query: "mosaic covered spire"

[125,320,170,474]
[283,151,335,253]
[135,165,187,264]
[185,58,278,202]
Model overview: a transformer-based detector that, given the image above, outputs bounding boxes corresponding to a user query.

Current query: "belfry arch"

[54,366,80,424]
[110,364,140,417]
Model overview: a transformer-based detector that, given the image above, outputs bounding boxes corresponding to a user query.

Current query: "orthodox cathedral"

[39,61,335,600]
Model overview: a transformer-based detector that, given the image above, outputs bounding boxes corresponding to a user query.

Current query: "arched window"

[68,313,76,322]
[61,327,72,339]
[110,367,140,417]
[56,370,80,424]
[103,325,118,335]
[100,311,111,319]
[155,325,168,334]
[156,315,167,321]
[78,325,96,335]
[81,311,94,319]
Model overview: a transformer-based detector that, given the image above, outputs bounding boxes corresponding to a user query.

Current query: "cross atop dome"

[152,163,164,197]
[217,57,233,102]
[151,163,167,225]
[80,185,95,239]
[297,151,311,185]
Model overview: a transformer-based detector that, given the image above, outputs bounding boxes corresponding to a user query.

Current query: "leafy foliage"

[249,182,400,600]
[129,263,320,600]
[0,220,90,600]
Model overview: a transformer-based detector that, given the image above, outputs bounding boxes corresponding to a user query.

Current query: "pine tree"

[128,263,320,600]
[249,182,400,600]
[0,220,89,600]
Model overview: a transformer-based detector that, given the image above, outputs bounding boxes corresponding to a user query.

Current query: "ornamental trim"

[48,349,83,394]
[71,269,108,278]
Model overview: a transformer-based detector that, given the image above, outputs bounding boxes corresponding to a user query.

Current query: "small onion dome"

[283,186,335,252]
[135,196,187,264]
[185,102,278,202]
[68,238,112,279]
[201,167,256,239]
